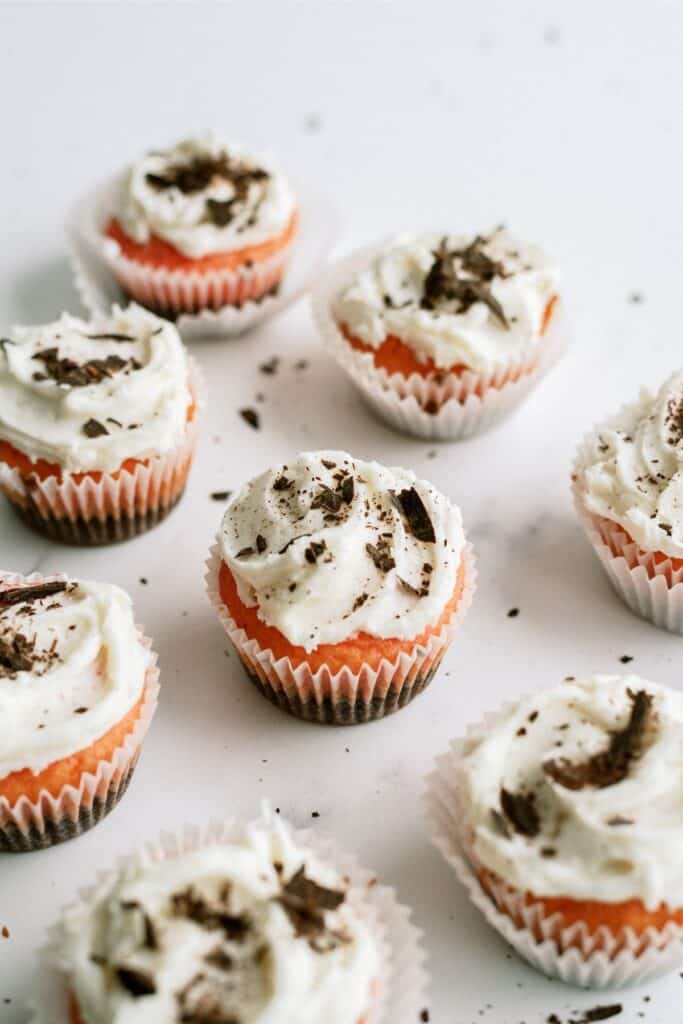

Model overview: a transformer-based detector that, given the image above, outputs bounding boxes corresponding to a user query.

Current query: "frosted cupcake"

[206,450,475,724]
[314,228,563,440]
[103,135,298,315]
[0,304,203,544]
[0,571,158,852]
[41,812,425,1024]
[428,675,683,986]
[573,370,683,634]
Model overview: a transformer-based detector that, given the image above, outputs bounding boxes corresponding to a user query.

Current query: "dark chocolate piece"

[115,966,157,997]
[82,418,109,438]
[239,408,260,430]
[390,488,436,543]
[0,581,67,606]
[500,787,540,837]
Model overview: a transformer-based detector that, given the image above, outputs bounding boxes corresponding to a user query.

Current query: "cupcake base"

[240,649,444,725]
[0,756,138,854]
[8,488,184,546]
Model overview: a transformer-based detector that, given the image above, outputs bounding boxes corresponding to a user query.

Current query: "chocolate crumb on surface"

[239,407,260,430]
[420,1011,430,1023]
[620,654,634,664]
[500,787,540,838]
[544,690,654,790]
[576,1006,623,1023]
[210,490,232,502]
[259,357,280,375]
[1,927,9,939]
[507,607,520,618]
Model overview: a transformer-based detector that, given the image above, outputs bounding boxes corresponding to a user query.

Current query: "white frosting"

[333,229,560,373]
[219,450,464,652]
[0,304,191,474]
[0,575,149,780]
[59,816,380,1024]
[459,675,683,909]
[579,371,683,560]
[117,135,296,259]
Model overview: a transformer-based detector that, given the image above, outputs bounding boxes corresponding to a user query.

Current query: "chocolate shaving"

[311,486,343,514]
[340,475,354,504]
[210,491,232,502]
[500,787,540,838]
[0,633,36,677]
[272,475,293,491]
[544,690,654,790]
[115,966,157,997]
[84,333,135,342]
[277,867,346,948]
[421,236,510,328]
[236,546,254,558]
[33,348,134,387]
[0,581,67,606]
[145,153,269,197]
[305,540,326,564]
[256,534,268,554]
[575,1007,622,1023]
[259,357,280,376]
[390,488,436,543]
[366,541,396,573]
[82,418,109,438]
[170,886,250,943]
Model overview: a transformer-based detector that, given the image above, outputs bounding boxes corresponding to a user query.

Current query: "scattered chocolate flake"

[273,474,293,491]
[366,541,396,573]
[33,348,136,388]
[607,816,634,827]
[210,490,232,502]
[206,197,236,226]
[421,236,510,327]
[171,886,250,942]
[1,927,9,939]
[390,488,436,543]
[628,292,644,304]
[239,407,260,430]
[311,811,320,819]
[256,534,268,554]
[115,966,157,997]
[259,357,280,375]
[305,540,326,564]
[146,152,268,198]
[294,359,309,371]
[74,707,89,714]
[0,634,38,677]
[420,1011,430,1023]
[352,592,369,612]
[544,690,654,790]
[311,485,343,514]
[321,459,336,469]
[82,418,109,438]
[397,576,428,598]
[507,607,520,618]
[541,846,557,858]
[620,654,633,664]
[204,948,233,970]
[0,581,67,606]
[278,867,345,947]
[575,1007,622,1023]
[341,475,355,504]
[500,788,540,837]
[236,546,255,558]
[84,332,135,342]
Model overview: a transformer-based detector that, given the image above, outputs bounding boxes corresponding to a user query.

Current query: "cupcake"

[0,571,159,852]
[102,135,298,316]
[0,303,203,544]
[40,811,426,1024]
[206,450,475,724]
[428,674,683,986]
[573,370,683,634]
[313,228,563,440]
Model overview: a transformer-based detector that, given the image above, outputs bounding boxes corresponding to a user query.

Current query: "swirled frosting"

[578,371,683,560]
[219,450,465,651]
[0,304,191,473]
[333,228,560,373]
[115,135,296,259]
[458,675,683,909]
[58,815,381,1024]
[0,574,150,780]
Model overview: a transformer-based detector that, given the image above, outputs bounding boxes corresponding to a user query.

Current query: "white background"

[1,2,682,1022]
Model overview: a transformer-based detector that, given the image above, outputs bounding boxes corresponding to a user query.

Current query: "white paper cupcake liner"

[311,241,568,441]
[425,701,683,988]
[29,813,428,1024]
[67,171,340,340]
[0,570,160,853]
[205,541,477,725]
[572,413,683,634]
[0,358,206,545]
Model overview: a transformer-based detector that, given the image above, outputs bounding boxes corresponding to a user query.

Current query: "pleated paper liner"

[0,571,160,853]
[67,170,340,340]
[311,240,568,441]
[426,706,683,988]
[205,542,477,725]
[573,410,683,635]
[29,813,428,1024]
[0,358,206,546]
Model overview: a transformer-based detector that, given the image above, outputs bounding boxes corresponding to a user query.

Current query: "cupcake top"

[0,304,192,473]
[59,815,381,1024]
[333,228,560,373]
[458,674,683,909]
[0,574,150,780]
[115,135,296,259]
[578,370,683,560]
[219,450,465,651]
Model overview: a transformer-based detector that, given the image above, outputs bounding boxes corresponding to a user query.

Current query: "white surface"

[0,2,682,1022]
